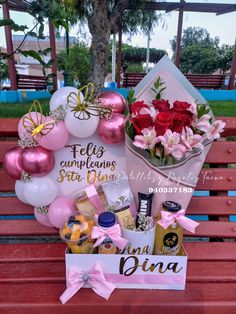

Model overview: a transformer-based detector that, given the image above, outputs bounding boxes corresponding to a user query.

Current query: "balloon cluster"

[3,86,127,229]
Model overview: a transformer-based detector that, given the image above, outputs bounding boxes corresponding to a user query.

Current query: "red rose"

[171,111,193,133]
[173,101,191,113]
[154,112,173,136]
[152,99,170,112]
[131,113,153,134]
[130,100,149,114]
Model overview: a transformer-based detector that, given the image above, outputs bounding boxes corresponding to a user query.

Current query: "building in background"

[12,34,77,81]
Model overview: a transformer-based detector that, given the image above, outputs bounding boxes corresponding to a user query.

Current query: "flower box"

[65,246,187,291]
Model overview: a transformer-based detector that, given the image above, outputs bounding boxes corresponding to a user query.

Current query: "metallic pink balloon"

[20,146,55,176]
[3,146,24,179]
[39,118,69,151]
[97,113,125,144]
[97,91,126,114]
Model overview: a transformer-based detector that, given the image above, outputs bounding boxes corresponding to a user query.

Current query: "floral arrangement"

[126,78,225,165]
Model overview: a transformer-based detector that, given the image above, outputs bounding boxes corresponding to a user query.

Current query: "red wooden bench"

[122,73,225,89]
[185,74,225,89]
[17,74,47,90]
[0,117,236,313]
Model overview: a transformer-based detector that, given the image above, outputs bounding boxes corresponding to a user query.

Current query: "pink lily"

[158,129,186,160]
[193,114,211,132]
[181,127,204,151]
[188,102,197,115]
[133,127,159,150]
[204,120,225,140]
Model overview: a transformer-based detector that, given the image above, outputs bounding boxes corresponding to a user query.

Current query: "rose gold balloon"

[97,113,125,144]
[20,146,55,176]
[97,91,126,114]
[3,146,24,179]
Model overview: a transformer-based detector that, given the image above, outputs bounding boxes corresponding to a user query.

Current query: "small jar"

[97,212,118,254]
[154,201,183,256]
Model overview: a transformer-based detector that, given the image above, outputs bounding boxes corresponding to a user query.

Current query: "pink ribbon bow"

[60,262,116,304]
[157,209,199,233]
[91,224,128,250]
[85,184,104,214]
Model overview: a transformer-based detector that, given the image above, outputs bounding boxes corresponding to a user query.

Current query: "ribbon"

[92,224,128,250]
[60,262,116,304]
[157,209,199,233]
[22,100,55,139]
[67,82,112,120]
[85,184,104,214]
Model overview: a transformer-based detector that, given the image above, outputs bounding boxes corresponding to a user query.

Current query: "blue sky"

[0,0,236,57]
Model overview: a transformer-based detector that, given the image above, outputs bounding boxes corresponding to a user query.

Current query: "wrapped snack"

[102,177,136,216]
[135,192,153,230]
[114,206,135,230]
[74,185,107,218]
[60,214,95,254]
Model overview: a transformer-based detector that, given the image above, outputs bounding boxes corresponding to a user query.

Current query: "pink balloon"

[97,113,125,144]
[3,146,24,179]
[97,91,126,114]
[18,112,46,140]
[21,146,55,176]
[34,207,54,228]
[48,197,77,229]
[38,118,70,151]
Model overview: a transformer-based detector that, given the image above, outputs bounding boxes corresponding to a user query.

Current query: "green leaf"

[0,18,28,32]
[18,50,45,65]
[27,31,38,38]
[45,59,55,68]
[42,48,52,55]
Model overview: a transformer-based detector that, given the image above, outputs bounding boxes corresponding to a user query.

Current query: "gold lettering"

[119,256,139,276]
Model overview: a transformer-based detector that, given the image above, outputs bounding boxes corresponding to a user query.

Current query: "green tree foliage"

[121,44,166,64]
[57,43,90,86]
[170,26,233,74]
[0,61,9,82]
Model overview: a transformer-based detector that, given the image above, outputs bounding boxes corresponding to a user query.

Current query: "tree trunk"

[88,1,111,92]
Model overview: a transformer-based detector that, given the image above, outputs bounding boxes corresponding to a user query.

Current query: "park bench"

[0,117,236,313]
[185,74,225,89]
[122,72,225,89]
[17,74,47,90]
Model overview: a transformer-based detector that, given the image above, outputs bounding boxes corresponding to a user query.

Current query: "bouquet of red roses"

[125,78,225,218]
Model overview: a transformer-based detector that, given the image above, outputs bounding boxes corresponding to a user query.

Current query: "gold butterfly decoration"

[67,82,112,120]
[22,100,55,140]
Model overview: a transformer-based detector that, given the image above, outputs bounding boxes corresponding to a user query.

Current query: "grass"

[0,99,235,118]
[0,99,50,118]
[208,100,236,117]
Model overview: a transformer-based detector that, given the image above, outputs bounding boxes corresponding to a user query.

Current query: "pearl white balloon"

[24,176,58,207]
[15,180,28,204]
[49,86,84,111]
[64,109,99,138]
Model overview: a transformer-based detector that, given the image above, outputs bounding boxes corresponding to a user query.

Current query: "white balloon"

[15,180,28,204]
[64,109,99,138]
[24,176,58,207]
[49,86,84,111]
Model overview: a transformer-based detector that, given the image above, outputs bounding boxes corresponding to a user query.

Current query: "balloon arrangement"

[3,85,127,229]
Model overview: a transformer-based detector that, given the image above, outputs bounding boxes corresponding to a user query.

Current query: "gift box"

[64,247,187,292]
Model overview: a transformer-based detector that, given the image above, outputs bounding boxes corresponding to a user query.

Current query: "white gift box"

[65,247,187,291]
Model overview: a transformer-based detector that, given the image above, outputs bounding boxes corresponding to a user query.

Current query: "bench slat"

[0,219,234,238]
[1,242,235,262]
[0,168,235,192]
[0,282,235,313]
[1,141,236,164]
[0,197,33,215]
[0,219,58,236]
[0,167,235,192]
[0,117,234,137]
[184,221,236,238]
[1,196,236,216]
